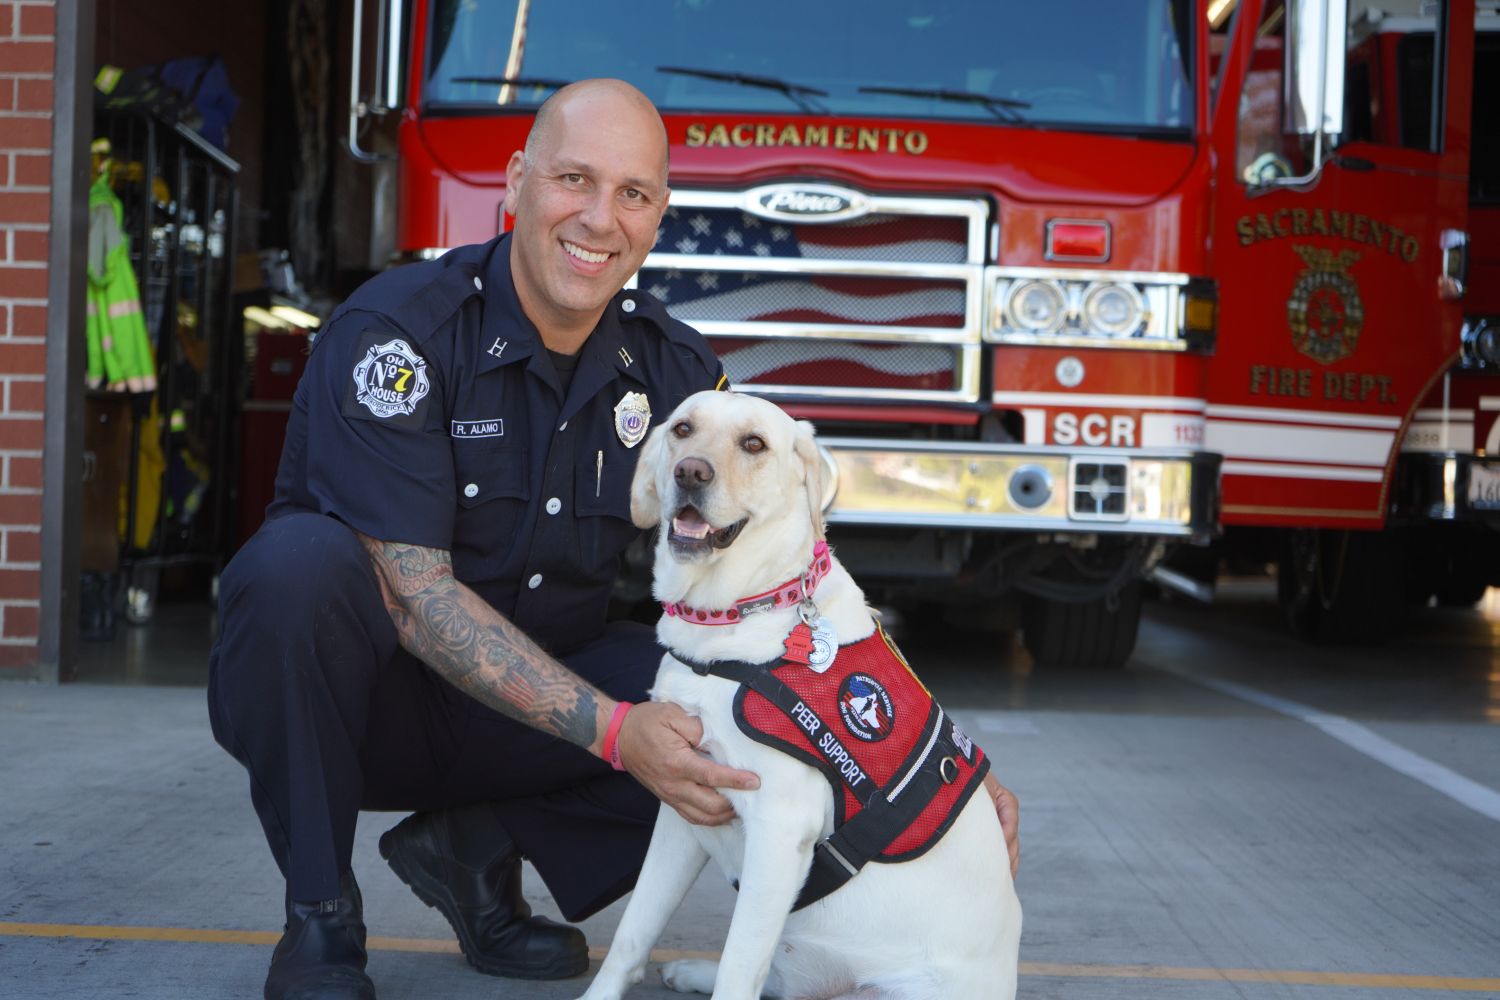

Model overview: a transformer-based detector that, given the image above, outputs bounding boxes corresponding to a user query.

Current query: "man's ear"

[793,420,827,542]
[503,150,526,215]
[630,423,669,529]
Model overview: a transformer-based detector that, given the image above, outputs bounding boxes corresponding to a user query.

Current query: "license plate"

[1468,462,1500,510]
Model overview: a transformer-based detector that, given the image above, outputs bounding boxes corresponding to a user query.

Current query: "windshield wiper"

[657,66,827,114]
[858,85,1030,124]
[448,75,571,91]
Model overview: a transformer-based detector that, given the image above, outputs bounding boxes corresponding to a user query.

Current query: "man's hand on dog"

[986,773,1021,878]
[617,702,761,826]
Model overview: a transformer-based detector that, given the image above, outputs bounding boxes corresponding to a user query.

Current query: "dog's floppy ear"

[793,420,827,542]
[630,422,670,529]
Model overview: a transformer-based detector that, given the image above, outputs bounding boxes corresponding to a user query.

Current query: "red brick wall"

[0,0,51,671]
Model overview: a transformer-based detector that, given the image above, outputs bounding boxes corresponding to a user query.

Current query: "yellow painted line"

[1017,961,1500,991]
[3,923,1499,992]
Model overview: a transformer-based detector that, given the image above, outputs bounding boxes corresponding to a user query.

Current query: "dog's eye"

[741,435,766,454]
[672,421,692,439]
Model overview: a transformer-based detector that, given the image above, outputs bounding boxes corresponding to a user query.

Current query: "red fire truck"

[346,0,1487,664]
[1211,0,1496,639]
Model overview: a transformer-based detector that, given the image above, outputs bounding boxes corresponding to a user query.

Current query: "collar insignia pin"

[488,338,507,359]
[614,392,651,448]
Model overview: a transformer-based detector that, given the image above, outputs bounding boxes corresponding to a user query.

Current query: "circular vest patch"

[353,338,430,419]
[838,672,894,742]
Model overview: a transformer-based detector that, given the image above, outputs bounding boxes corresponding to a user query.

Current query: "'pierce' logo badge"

[743,183,871,223]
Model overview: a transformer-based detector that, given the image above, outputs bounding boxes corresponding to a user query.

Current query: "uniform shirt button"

[545,497,561,515]
[463,483,479,498]
[528,573,543,589]
[473,276,483,290]
[621,298,636,313]
[558,421,568,431]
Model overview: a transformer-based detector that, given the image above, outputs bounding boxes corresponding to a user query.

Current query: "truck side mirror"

[1283,0,1346,139]
[1249,0,1346,188]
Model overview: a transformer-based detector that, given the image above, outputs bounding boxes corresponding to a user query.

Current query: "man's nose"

[674,457,714,488]
[578,188,616,232]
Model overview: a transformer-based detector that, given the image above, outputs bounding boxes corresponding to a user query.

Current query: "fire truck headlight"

[1081,282,1145,337]
[1005,280,1067,334]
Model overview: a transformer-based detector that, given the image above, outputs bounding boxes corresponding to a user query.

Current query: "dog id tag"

[807,618,838,673]
[782,623,814,666]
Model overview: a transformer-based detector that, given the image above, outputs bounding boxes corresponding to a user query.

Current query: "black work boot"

[379,805,589,979]
[264,871,375,1000]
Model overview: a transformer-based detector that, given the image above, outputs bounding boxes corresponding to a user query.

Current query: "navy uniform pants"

[207,512,661,920]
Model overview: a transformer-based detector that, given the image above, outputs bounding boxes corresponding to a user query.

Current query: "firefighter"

[207,79,1019,1000]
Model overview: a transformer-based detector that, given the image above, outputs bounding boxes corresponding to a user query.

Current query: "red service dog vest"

[682,623,989,910]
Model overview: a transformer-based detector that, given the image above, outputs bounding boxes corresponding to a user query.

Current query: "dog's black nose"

[674,457,715,488]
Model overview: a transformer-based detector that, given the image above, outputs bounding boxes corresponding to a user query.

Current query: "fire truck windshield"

[423,0,1195,134]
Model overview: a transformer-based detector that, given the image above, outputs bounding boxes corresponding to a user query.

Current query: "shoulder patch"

[343,330,432,425]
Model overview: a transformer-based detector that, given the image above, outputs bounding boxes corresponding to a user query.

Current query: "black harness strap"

[797,706,989,909]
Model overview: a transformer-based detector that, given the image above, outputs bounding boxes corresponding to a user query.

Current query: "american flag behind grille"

[708,336,958,391]
[645,207,968,330]
[640,269,967,329]
[656,207,968,264]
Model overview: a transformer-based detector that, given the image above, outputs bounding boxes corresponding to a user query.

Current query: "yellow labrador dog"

[577,391,1021,1000]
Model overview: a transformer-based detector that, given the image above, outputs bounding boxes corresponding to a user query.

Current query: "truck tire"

[1277,529,1404,642]
[1433,571,1489,608]
[1021,581,1143,669]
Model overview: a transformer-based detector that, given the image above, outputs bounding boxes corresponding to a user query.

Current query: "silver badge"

[807,618,838,674]
[614,392,651,448]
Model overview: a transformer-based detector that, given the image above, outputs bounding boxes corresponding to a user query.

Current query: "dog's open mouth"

[669,505,747,555]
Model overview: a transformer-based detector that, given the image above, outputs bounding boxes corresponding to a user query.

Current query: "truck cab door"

[1206,0,1474,528]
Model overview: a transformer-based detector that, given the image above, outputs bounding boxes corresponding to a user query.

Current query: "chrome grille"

[709,337,961,394]
[637,271,968,329]
[635,187,988,404]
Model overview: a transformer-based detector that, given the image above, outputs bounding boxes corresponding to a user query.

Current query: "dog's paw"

[573,988,621,1000]
[661,958,719,994]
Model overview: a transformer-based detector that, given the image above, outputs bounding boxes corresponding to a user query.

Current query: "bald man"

[208,80,757,1000]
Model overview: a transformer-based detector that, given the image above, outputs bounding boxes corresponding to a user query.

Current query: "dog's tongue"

[672,507,711,539]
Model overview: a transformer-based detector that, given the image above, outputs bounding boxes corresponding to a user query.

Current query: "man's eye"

[742,435,766,454]
[672,421,692,439]
[562,173,584,184]
[623,188,643,200]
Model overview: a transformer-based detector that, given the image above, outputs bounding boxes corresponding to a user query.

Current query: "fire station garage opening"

[70,0,390,682]
[44,0,1500,683]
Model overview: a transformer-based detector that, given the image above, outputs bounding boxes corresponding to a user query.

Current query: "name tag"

[452,418,503,438]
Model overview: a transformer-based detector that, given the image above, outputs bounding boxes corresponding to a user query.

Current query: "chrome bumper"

[819,437,1220,538]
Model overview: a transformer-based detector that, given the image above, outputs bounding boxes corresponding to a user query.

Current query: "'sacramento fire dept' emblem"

[353,338,430,418]
[1287,245,1364,364]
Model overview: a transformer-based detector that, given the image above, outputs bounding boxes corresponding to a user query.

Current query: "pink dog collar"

[663,542,832,626]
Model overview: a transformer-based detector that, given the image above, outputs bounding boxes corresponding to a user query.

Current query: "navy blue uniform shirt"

[268,234,726,655]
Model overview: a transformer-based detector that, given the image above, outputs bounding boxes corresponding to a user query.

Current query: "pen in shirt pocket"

[596,450,603,498]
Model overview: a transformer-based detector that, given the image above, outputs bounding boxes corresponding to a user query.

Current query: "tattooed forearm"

[356,532,607,751]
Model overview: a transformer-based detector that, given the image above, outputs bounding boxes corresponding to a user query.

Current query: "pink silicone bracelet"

[602,701,633,771]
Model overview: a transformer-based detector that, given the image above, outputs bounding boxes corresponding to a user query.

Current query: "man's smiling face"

[503,82,670,343]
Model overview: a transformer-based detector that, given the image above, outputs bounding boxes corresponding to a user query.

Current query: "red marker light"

[1046,220,1110,263]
